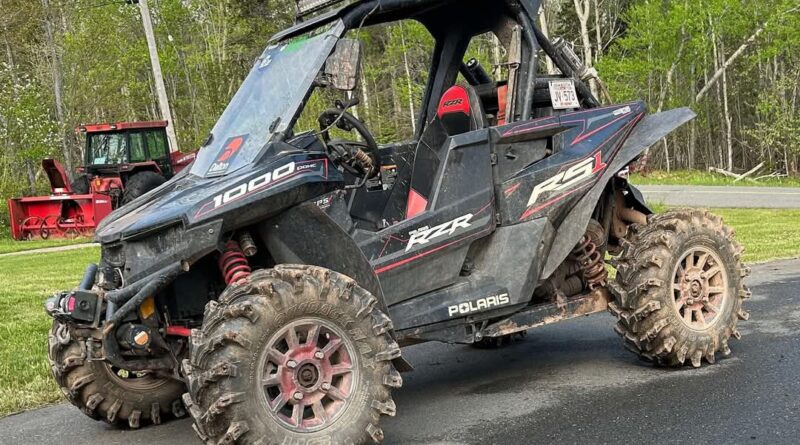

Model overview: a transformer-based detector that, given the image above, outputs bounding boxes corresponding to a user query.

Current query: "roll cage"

[277,0,599,141]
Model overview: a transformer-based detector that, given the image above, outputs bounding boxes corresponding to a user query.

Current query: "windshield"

[86,130,168,165]
[191,20,345,178]
[88,133,128,165]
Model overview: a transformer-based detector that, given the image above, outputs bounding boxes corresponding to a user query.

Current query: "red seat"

[405,85,487,219]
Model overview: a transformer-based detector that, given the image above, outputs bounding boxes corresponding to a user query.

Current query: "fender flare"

[258,200,386,312]
[258,202,415,371]
[541,107,696,278]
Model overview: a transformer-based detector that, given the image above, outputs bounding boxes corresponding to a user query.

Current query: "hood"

[95,145,342,244]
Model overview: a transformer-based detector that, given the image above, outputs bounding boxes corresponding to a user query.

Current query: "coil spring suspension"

[572,235,608,290]
[219,240,251,285]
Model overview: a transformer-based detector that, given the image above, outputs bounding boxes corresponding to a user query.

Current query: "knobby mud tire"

[47,320,187,428]
[183,265,402,444]
[608,209,751,367]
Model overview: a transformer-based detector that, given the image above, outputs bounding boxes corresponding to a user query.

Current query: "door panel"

[356,130,495,306]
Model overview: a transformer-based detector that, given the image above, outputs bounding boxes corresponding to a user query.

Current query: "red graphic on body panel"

[218,136,245,162]
[207,135,249,176]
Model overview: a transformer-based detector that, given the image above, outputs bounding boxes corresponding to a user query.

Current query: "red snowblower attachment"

[7,159,113,240]
[7,120,195,240]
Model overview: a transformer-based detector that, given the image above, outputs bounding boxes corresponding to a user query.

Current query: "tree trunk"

[593,0,602,63]
[399,22,417,134]
[26,161,36,195]
[539,0,556,74]
[492,33,502,80]
[41,0,72,174]
[696,22,766,103]
[720,40,734,171]
[359,63,371,125]
[710,18,725,168]
[573,0,598,97]
[390,69,402,137]
[138,0,179,152]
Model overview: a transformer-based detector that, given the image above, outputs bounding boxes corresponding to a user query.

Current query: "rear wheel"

[47,320,186,428]
[184,265,402,444]
[122,171,166,204]
[609,209,751,367]
[70,174,90,194]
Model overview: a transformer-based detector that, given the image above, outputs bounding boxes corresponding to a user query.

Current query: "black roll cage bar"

[272,0,599,140]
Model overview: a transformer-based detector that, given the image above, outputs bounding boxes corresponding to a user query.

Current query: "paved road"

[636,185,800,208]
[2,259,799,445]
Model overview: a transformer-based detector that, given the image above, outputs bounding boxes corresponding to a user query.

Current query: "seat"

[405,85,488,219]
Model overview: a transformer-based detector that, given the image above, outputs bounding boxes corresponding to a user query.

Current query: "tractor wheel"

[608,209,751,367]
[183,266,402,445]
[122,171,166,204]
[70,174,90,194]
[47,320,186,428]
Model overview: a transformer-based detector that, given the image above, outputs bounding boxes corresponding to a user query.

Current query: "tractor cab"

[73,120,194,205]
[79,121,178,180]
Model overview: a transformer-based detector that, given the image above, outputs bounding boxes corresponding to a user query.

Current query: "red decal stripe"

[518,112,644,221]
[375,227,493,275]
[504,183,521,198]
[571,113,631,145]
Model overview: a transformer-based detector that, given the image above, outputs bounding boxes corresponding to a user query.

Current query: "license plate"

[548,79,580,110]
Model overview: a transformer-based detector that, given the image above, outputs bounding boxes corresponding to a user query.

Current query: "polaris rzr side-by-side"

[44,0,750,443]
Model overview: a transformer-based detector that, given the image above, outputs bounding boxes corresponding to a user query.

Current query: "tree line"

[0,0,798,209]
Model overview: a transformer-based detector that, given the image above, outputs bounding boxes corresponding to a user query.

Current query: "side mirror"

[323,39,362,91]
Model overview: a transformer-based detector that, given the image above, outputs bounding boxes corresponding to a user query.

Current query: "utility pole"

[136,0,179,152]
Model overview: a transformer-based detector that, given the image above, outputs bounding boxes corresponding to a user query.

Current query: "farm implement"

[7,121,194,240]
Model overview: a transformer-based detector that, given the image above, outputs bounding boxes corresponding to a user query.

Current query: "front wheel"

[184,265,402,444]
[608,209,751,367]
[47,321,186,428]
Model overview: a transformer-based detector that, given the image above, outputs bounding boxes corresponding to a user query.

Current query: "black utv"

[44,0,750,443]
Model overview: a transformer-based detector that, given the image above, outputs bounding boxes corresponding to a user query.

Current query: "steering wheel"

[318,102,380,182]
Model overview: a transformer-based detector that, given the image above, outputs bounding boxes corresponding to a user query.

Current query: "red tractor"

[7,121,195,240]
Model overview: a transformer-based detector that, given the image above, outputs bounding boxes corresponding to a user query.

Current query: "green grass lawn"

[0,247,99,417]
[0,207,798,418]
[631,170,800,187]
[646,205,800,263]
[711,208,800,263]
[0,227,91,255]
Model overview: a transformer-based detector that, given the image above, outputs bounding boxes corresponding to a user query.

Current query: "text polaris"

[448,293,510,317]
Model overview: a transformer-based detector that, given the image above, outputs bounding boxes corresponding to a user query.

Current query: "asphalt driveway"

[1,259,798,444]
[636,185,800,208]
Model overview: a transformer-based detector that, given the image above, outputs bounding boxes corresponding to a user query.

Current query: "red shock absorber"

[219,240,251,285]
